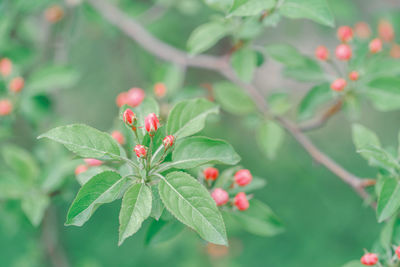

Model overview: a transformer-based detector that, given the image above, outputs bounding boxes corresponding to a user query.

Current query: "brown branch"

[299,98,343,131]
[41,206,70,267]
[87,0,373,201]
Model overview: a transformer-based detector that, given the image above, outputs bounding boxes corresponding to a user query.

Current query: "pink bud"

[360,253,378,266]
[123,109,136,125]
[396,246,400,259]
[84,158,103,166]
[116,92,129,107]
[234,169,252,186]
[337,26,353,43]
[211,188,229,206]
[204,167,219,181]
[335,44,352,61]
[330,78,347,92]
[378,19,395,42]
[349,71,359,81]
[354,22,371,39]
[126,88,145,107]
[391,43,400,59]
[134,145,147,158]
[369,38,382,54]
[111,130,125,145]
[234,192,249,211]
[75,164,88,175]
[154,83,167,98]
[315,46,329,61]
[163,135,175,148]
[144,113,160,136]
[0,58,12,77]
[0,99,13,116]
[9,77,24,93]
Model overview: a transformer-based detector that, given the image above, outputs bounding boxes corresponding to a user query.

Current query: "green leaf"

[66,171,129,226]
[21,190,50,226]
[169,136,240,170]
[203,0,233,11]
[229,0,276,17]
[150,185,164,220]
[213,166,242,189]
[229,177,267,194]
[158,172,228,245]
[283,58,325,82]
[298,83,332,120]
[119,183,152,245]
[76,166,113,185]
[366,77,400,112]
[0,172,26,199]
[377,178,400,222]
[231,48,257,82]
[352,124,381,162]
[229,200,284,236]
[256,120,285,159]
[266,44,306,66]
[213,82,255,115]
[27,65,79,94]
[358,146,400,172]
[187,22,228,55]
[1,145,39,182]
[166,98,219,138]
[280,0,334,27]
[268,93,291,115]
[145,219,184,246]
[38,124,121,160]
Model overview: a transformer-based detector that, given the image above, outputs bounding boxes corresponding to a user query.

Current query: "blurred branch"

[41,206,70,267]
[299,99,343,131]
[138,3,168,25]
[87,0,373,202]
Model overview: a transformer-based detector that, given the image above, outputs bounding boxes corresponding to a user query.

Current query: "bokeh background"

[1,0,399,266]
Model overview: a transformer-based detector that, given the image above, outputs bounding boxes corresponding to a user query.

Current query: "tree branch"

[299,98,343,131]
[87,0,372,201]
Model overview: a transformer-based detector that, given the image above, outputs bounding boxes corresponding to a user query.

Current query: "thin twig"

[87,0,373,202]
[299,98,343,131]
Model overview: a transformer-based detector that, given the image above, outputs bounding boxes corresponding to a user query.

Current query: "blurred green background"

[1,0,399,266]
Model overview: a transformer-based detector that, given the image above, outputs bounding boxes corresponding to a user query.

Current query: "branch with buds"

[87,0,373,202]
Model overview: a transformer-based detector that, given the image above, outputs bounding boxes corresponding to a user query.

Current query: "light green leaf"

[203,0,233,11]
[298,83,332,120]
[283,58,325,82]
[1,145,39,182]
[187,22,228,55]
[76,166,113,185]
[66,171,130,226]
[366,77,400,112]
[377,178,400,222]
[27,65,79,94]
[158,171,228,245]
[280,0,334,27]
[168,136,240,170]
[166,98,219,138]
[38,124,121,160]
[213,166,241,189]
[213,82,255,115]
[352,124,381,162]
[256,120,285,159]
[119,183,152,245]
[21,190,50,226]
[268,92,291,115]
[231,48,257,82]
[229,199,284,236]
[266,44,306,66]
[150,185,164,220]
[229,0,276,17]
[358,146,400,172]
[230,177,267,194]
